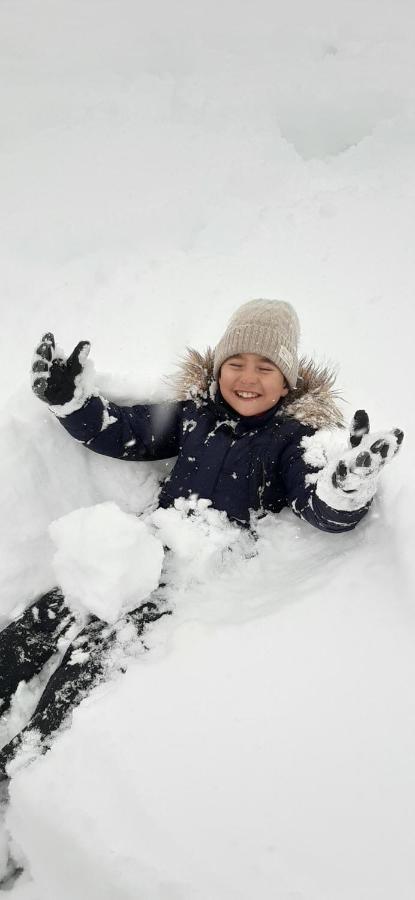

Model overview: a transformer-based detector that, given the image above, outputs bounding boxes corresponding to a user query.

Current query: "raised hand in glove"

[31,333,91,410]
[316,410,404,511]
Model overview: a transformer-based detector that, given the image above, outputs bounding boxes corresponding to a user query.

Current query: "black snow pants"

[0,588,170,776]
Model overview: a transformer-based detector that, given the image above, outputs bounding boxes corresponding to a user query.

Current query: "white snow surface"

[49,502,164,624]
[0,0,414,897]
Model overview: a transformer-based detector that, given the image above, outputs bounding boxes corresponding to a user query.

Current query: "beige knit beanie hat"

[213,299,300,389]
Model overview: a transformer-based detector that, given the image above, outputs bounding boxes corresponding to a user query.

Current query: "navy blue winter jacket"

[56,369,369,533]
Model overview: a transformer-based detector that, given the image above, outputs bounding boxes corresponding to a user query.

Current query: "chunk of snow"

[100,408,117,432]
[182,419,197,433]
[149,497,254,581]
[49,503,164,624]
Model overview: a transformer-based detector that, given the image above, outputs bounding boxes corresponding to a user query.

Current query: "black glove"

[332,410,404,493]
[31,333,91,407]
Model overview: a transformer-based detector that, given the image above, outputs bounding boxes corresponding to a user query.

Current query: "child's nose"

[240,372,259,385]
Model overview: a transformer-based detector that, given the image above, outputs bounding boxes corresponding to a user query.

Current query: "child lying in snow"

[0,299,403,783]
[31,298,404,528]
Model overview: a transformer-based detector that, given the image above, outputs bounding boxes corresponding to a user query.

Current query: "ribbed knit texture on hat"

[213,299,300,388]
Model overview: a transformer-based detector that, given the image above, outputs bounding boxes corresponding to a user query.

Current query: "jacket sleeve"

[278,426,371,534]
[54,395,184,462]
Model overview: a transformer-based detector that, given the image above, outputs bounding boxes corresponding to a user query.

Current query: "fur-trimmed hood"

[169,347,344,429]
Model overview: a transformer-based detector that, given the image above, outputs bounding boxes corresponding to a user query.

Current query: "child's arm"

[279,411,404,533]
[31,333,183,461]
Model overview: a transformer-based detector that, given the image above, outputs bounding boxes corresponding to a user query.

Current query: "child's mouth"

[234,391,261,400]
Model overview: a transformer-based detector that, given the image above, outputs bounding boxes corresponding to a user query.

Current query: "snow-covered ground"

[1,0,414,897]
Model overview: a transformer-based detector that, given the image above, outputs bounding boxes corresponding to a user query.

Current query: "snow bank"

[4,472,414,899]
[49,502,164,624]
[6,504,415,900]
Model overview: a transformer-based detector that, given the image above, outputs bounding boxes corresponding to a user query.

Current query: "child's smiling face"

[219,353,289,417]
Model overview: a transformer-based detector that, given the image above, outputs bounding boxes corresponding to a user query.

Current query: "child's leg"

[0,600,171,775]
[0,589,76,718]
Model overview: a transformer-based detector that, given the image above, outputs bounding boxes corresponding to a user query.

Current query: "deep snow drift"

[5,488,415,900]
[0,0,414,897]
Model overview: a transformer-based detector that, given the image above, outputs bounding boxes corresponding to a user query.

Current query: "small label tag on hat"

[279,346,293,368]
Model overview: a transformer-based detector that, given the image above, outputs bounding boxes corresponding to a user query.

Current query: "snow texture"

[149,497,254,580]
[49,503,164,624]
[0,0,414,897]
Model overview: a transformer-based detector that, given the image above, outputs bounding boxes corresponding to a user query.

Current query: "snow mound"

[6,574,415,900]
[150,496,255,580]
[49,502,164,624]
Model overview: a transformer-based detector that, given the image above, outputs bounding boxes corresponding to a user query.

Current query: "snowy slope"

[0,0,414,897]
